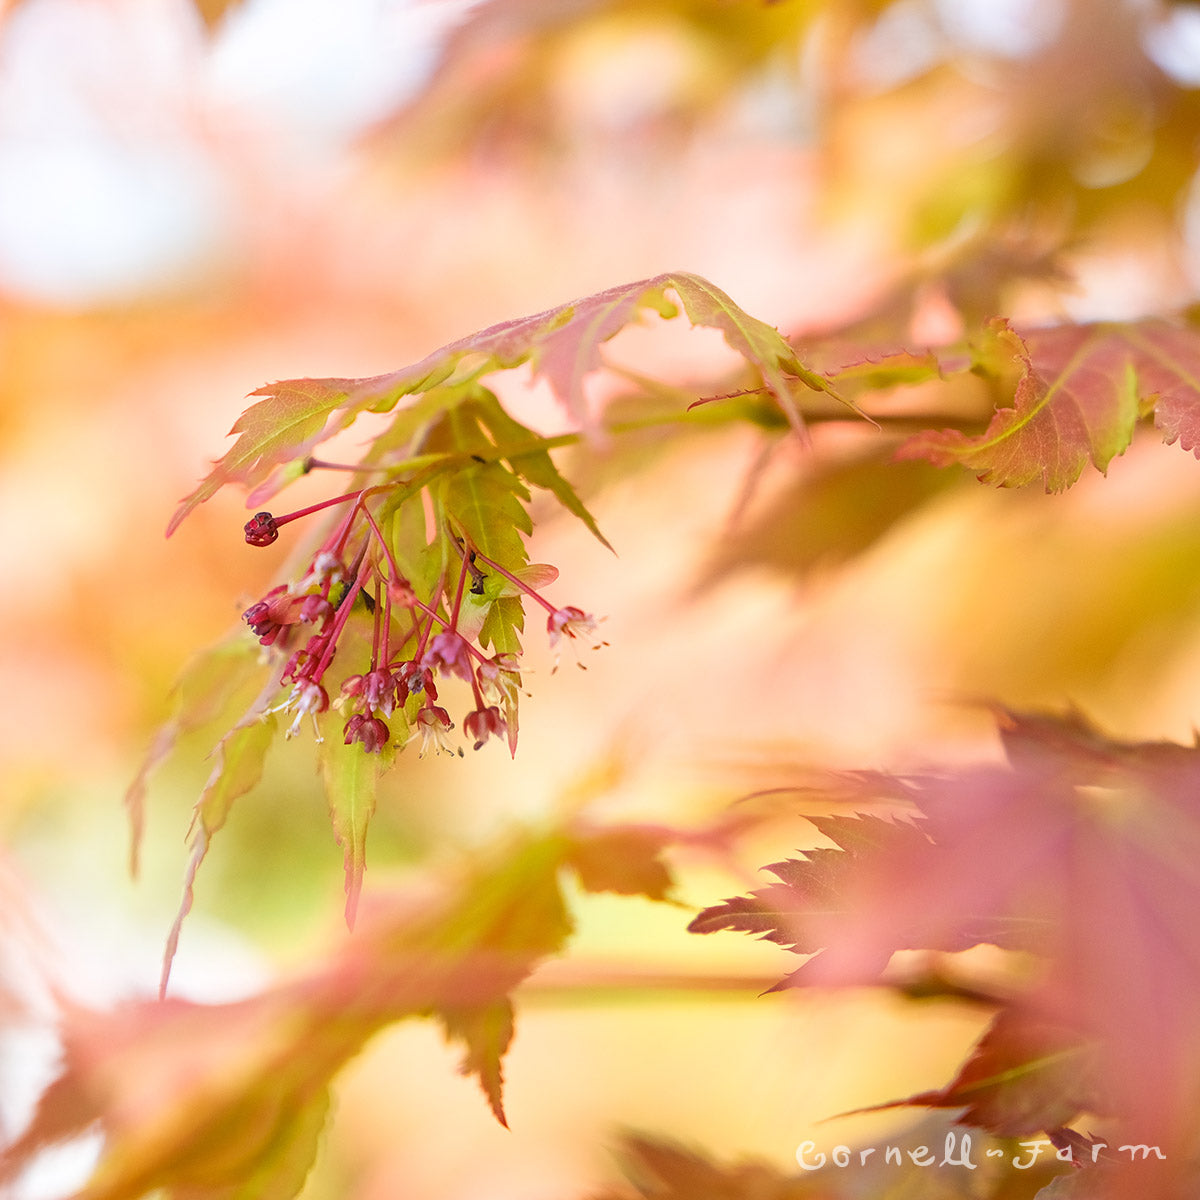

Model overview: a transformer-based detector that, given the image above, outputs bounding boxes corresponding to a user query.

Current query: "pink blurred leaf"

[691,709,1200,1156]
[3,820,684,1194]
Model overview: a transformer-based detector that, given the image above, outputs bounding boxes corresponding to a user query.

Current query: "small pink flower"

[416,705,456,757]
[393,661,437,705]
[423,631,475,682]
[344,713,390,753]
[273,680,330,742]
[546,606,598,648]
[282,634,330,685]
[477,653,520,707]
[243,586,293,645]
[464,706,505,751]
[361,668,395,716]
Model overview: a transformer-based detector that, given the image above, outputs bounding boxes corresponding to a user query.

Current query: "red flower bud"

[244,512,279,547]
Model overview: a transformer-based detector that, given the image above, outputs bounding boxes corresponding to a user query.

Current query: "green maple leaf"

[319,737,384,931]
[124,634,263,876]
[159,710,278,998]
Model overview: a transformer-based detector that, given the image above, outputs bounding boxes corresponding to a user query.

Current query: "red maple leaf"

[691,710,1200,1165]
[898,317,1200,491]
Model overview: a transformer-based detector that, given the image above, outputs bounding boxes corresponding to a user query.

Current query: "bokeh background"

[6,1,1200,1197]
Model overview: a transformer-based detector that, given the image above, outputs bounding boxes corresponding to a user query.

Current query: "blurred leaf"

[696,450,957,587]
[692,709,1200,1164]
[565,823,675,901]
[160,711,278,997]
[439,1001,514,1128]
[124,634,263,875]
[0,998,334,1200]
[852,1010,1100,1138]
[688,812,940,958]
[0,819,684,1196]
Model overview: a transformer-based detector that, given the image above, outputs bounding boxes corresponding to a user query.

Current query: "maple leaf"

[814,343,945,395]
[687,812,946,960]
[438,1001,515,1128]
[897,319,1140,491]
[1,820,682,1196]
[159,706,278,998]
[850,1009,1102,1138]
[0,996,337,1200]
[695,450,957,589]
[691,709,1200,1166]
[167,273,843,533]
[898,316,1200,491]
[564,823,675,901]
[472,387,613,551]
[319,735,383,931]
[124,633,264,876]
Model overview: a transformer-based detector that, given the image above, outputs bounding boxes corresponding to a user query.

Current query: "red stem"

[272,489,363,529]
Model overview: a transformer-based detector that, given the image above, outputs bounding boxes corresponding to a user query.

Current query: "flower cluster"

[239,485,598,757]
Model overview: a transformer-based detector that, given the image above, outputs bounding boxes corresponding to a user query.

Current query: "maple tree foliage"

[0,820,677,1196]
[12,1,1200,1199]
[691,709,1200,1196]
[896,318,1200,491]
[131,271,844,995]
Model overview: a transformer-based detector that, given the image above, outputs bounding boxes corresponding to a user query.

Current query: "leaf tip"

[343,875,362,931]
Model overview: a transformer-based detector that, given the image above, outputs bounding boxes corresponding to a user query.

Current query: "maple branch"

[518,967,786,1003]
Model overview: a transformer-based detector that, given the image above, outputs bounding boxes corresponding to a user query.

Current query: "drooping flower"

[416,705,456,757]
[423,630,475,683]
[464,705,505,751]
[546,606,598,648]
[282,634,332,686]
[393,661,437,705]
[361,668,395,716]
[477,653,520,706]
[344,713,390,753]
[243,586,295,645]
[273,680,330,742]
